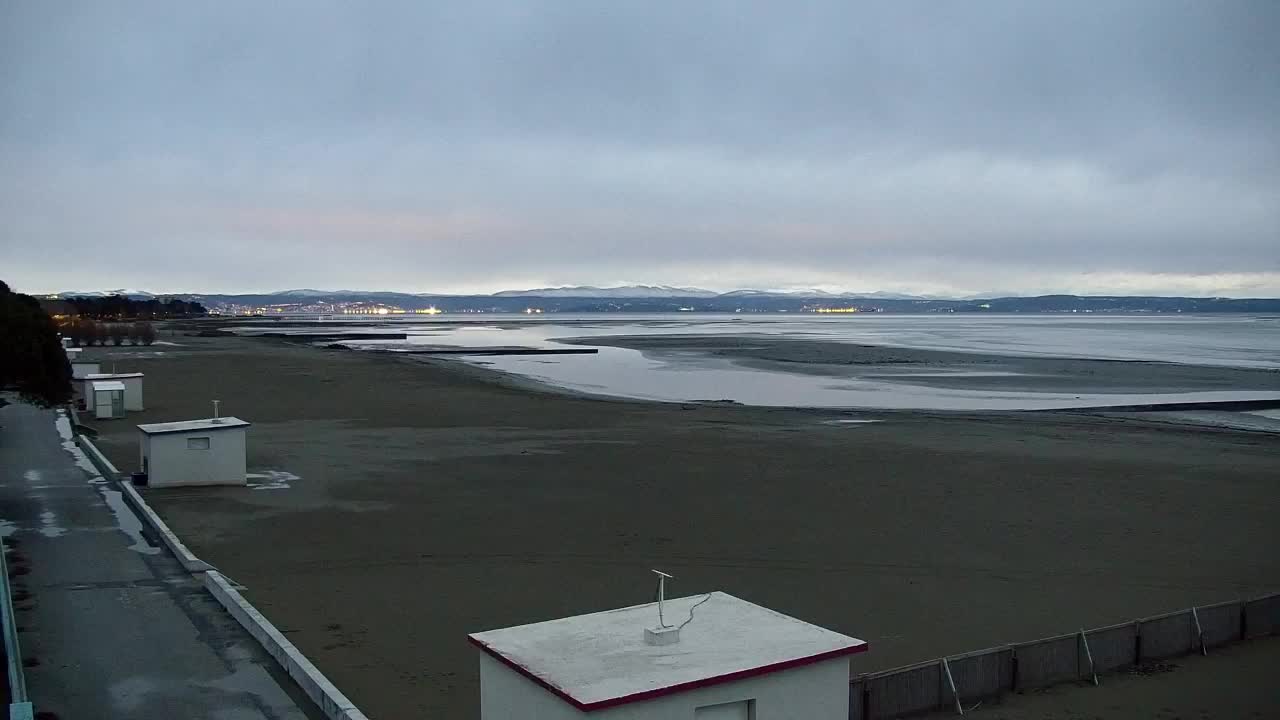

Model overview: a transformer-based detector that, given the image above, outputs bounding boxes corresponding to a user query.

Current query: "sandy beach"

[78,332,1279,718]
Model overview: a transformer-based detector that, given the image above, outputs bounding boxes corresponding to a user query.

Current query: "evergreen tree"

[0,280,73,407]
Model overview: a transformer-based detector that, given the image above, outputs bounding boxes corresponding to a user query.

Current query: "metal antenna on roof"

[212,400,222,423]
[652,570,673,628]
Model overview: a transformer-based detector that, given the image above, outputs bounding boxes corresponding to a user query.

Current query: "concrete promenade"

[0,399,322,719]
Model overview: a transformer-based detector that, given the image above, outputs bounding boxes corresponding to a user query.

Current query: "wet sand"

[78,334,1279,718]
[563,334,1280,395]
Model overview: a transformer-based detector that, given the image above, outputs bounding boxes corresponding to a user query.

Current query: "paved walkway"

[0,399,322,719]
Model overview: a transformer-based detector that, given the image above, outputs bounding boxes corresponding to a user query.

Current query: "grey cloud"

[2,1,1278,295]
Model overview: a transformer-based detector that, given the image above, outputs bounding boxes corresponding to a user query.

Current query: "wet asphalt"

[0,399,324,719]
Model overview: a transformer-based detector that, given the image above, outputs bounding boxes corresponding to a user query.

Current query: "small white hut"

[470,591,867,720]
[83,373,144,411]
[136,417,250,487]
[70,359,99,379]
[89,381,126,420]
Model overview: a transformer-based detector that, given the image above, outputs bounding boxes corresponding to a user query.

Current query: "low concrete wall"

[73,431,366,719]
[205,571,370,720]
[72,433,211,573]
[116,479,212,573]
[74,433,120,480]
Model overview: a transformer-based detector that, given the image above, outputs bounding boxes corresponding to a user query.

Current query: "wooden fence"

[848,592,1279,719]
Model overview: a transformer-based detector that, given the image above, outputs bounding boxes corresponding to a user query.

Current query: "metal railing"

[0,538,32,720]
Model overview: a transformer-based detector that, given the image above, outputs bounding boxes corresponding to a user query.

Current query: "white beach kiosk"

[89,381,126,420]
[82,373,144,411]
[70,358,100,379]
[470,588,867,720]
[136,413,250,488]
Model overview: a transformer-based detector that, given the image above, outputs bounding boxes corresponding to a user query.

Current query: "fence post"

[941,657,964,716]
[1191,607,1207,656]
[1078,629,1098,686]
[1010,646,1019,691]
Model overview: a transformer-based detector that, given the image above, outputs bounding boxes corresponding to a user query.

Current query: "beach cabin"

[82,373,144,411]
[470,591,867,720]
[90,381,126,420]
[70,359,100,380]
[136,417,250,488]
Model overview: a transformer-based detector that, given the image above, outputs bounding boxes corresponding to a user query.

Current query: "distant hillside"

[52,288,1280,314]
[492,285,718,298]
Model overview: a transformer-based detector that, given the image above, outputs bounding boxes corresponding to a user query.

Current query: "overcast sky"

[3,1,1278,297]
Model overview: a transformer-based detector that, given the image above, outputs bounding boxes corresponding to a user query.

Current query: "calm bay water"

[246,314,1280,412]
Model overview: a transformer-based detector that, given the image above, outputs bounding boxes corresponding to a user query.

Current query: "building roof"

[468,591,867,711]
[84,372,145,380]
[90,381,126,392]
[137,417,251,435]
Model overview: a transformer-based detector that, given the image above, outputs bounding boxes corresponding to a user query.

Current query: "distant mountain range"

[52,286,1280,313]
[57,288,158,298]
[57,285,938,301]
[492,285,720,298]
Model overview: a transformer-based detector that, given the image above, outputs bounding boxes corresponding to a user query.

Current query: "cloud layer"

[3,1,1278,295]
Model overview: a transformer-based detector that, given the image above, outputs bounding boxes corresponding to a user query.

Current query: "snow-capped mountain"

[58,289,157,299]
[491,285,719,298]
[269,289,420,298]
[720,289,931,300]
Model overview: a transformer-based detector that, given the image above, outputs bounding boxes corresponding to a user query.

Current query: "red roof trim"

[469,635,868,712]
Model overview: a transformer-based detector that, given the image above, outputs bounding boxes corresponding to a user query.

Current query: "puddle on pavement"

[100,489,160,555]
[38,510,67,538]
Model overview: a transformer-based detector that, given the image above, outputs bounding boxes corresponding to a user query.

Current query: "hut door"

[111,391,124,417]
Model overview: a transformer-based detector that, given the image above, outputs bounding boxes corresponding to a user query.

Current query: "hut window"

[187,437,211,450]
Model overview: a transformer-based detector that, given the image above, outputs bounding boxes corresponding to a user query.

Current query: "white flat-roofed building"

[470,591,868,719]
[136,417,250,487]
[70,359,99,379]
[83,373,144,410]
[89,380,126,420]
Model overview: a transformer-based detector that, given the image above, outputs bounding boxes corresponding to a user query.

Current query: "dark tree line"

[65,295,207,319]
[0,280,73,407]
